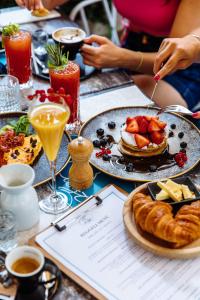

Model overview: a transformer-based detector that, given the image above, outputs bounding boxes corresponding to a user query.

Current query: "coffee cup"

[52,27,86,60]
[5,246,44,293]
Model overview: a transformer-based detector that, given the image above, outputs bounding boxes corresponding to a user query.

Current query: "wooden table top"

[0,9,199,300]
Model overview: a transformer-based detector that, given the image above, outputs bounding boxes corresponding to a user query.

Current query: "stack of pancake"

[119,115,167,157]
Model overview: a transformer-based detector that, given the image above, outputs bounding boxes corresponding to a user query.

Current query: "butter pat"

[157,181,183,202]
[181,185,195,199]
[156,189,169,201]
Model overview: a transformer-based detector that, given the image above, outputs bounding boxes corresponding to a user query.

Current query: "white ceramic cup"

[5,245,44,278]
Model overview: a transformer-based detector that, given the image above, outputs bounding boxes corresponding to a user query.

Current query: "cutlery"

[145,80,159,113]
[34,56,49,75]
[32,46,40,75]
[42,270,56,300]
[157,105,193,116]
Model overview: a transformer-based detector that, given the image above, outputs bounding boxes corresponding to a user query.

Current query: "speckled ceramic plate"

[79,106,200,182]
[0,112,70,187]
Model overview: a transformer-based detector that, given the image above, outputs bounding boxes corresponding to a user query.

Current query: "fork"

[157,105,193,116]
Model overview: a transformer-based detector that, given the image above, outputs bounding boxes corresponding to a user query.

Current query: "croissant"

[132,193,200,248]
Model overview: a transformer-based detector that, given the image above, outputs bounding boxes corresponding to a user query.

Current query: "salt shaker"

[68,136,94,190]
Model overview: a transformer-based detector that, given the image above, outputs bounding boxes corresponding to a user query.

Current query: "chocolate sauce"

[94,129,177,173]
[110,149,175,173]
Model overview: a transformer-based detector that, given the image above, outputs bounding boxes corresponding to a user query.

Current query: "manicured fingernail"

[192,112,199,118]
[154,74,160,81]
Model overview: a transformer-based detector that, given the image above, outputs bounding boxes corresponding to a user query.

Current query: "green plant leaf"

[46,44,68,69]
[2,23,20,37]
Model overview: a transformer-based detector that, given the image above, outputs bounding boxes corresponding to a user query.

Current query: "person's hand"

[153,35,200,79]
[81,35,122,68]
[15,0,43,10]
[192,112,200,119]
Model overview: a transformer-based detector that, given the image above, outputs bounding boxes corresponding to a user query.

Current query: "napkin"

[0,8,60,27]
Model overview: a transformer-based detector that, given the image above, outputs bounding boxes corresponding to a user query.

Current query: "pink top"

[113,0,180,36]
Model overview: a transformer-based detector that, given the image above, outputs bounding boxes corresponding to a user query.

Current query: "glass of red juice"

[49,61,80,132]
[4,30,32,89]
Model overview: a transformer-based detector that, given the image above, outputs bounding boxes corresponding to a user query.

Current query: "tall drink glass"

[49,61,80,131]
[28,102,70,214]
[4,30,32,89]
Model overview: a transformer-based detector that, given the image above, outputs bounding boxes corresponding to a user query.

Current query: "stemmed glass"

[28,100,70,214]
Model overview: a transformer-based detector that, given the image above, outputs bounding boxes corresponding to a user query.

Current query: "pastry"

[31,8,49,17]
[119,115,167,157]
[132,192,200,248]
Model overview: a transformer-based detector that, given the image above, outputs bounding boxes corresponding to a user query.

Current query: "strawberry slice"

[126,117,135,125]
[148,119,161,132]
[154,119,167,130]
[139,117,149,133]
[126,119,139,133]
[144,115,152,122]
[150,131,165,145]
[144,115,158,122]
[134,134,150,149]
[135,116,144,125]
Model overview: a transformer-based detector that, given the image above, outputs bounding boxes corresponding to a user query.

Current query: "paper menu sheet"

[36,185,200,300]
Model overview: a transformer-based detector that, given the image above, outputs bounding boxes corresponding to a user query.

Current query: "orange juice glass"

[29,102,70,214]
[49,61,80,125]
[4,30,32,89]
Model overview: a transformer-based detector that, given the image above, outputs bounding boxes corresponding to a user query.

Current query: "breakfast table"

[0,6,200,300]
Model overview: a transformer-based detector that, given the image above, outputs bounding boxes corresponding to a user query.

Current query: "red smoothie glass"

[49,61,80,126]
[4,30,32,89]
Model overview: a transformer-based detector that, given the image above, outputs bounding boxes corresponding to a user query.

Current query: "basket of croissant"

[123,179,200,259]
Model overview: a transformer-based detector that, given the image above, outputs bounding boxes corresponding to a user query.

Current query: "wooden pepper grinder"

[68,136,94,190]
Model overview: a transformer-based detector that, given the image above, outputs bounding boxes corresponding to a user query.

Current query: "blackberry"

[102,154,111,161]
[149,165,157,172]
[168,131,174,138]
[93,140,101,148]
[108,121,116,129]
[170,124,176,129]
[178,132,184,139]
[100,138,107,147]
[96,128,104,136]
[180,142,187,149]
[126,163,134,172]
[118,157,126,164]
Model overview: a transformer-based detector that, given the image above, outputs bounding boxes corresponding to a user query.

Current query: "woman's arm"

[153,0,200,79]
[153,34,200,79]
[82,0,200,73]
[82,35,155,72]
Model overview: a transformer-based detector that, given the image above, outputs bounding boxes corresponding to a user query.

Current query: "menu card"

[36,185,200,300]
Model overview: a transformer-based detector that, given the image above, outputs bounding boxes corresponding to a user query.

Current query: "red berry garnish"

[39,94,46,102]
[174,150,188,168]
[35,90,44,95]
[27,95,34,100]
[47,95,54,102]
[47,88,54,93]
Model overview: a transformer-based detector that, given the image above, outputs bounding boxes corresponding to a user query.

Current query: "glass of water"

[0,211,17,253]
[0,75,20,112]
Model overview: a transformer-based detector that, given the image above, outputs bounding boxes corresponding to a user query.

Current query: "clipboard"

[29,184,128,300]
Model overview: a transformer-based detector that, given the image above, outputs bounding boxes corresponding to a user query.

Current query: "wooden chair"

[69,0,120,45]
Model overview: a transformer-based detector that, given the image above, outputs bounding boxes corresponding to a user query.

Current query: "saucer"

[15,257,62,300]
